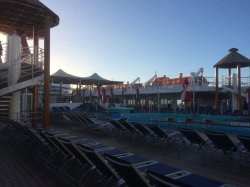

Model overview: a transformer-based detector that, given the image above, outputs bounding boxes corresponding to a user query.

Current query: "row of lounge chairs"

[109,120,183,146]
[108,120,250,162]
[50,112,110,132]
[50,113,250,162]
[177,128,250,161]
[1,119,233,187]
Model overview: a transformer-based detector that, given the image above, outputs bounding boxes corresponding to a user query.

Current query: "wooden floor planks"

[0,132,67,187]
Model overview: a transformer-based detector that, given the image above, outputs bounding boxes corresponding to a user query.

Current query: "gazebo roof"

[50,69,123,85]
[214,48,250,69]
[0,0,59,36]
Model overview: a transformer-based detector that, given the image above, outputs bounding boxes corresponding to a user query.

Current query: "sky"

[1,0,250,83]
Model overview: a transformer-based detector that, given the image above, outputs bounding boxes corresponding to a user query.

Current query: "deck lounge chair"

[109,120,129,136]
[81,115,110,133]
[205,131,241,159]
[178,128,212,151]
[52,106,59,112]
[147,168,229,187]
[238,135,250,152]
[11,127,54,165]
[119,121,139,136]
[130,122,153,136]
[78,144,125,187]
[129,121,156,142]
[147,125,183,144]
[104,154,151,187]
[26,129,59,163]
[65,114,81,123]
[43,132,78,173]
[58,138,100,186]
[64,106,71,111]
[237,135,250,160]
[147,170,192,187]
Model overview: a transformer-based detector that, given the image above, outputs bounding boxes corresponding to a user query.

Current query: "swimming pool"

[106,112,250,136]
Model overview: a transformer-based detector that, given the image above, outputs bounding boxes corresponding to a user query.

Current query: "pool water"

[103,112,250,136]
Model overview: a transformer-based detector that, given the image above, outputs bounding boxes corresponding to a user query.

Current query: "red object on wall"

[183,78,189,90]
[185,91,192,102]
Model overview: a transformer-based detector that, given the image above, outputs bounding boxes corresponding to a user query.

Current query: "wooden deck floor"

[0,131,68,187]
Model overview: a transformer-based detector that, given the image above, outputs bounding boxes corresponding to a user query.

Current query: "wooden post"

[237,64,242,111]
[228,68,231,86]
[32,27,39,127]
[215,67,219,110]
[60,81,62,102]
[59,81,62,97]
[43,23,50,128]
[79,81,82,96]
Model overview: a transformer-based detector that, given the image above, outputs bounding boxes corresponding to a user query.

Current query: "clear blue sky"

[2,0,250,83]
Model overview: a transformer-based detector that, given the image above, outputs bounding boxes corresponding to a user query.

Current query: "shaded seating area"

[0,119,233,187]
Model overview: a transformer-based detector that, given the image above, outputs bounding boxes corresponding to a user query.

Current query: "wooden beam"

[215,67,219,110]
[228,68,231,86]
[237,64,242,111]
[43,23,50,128]
[32,27,39,128]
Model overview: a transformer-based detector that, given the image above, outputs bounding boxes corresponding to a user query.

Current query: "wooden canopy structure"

[214,48,250,111]
[0,0,59,36]
[0,0,59,128]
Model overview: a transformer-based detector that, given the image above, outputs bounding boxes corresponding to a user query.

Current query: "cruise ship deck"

[1,115,250,187]
[1,1,250,187]
[51,123,250,187]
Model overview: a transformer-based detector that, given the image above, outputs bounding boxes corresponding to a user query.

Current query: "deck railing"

[0,45,44,88]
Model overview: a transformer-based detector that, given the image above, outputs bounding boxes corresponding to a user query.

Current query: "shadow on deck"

[0,131,68,187]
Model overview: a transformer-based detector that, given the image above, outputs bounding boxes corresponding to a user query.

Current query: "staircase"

[0,95,11,117]
[0,45,44,118]
[0,62,44,97]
